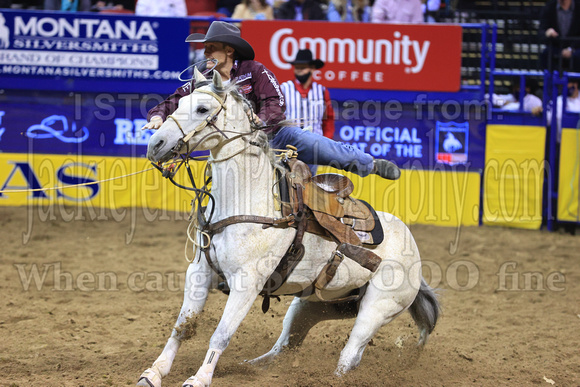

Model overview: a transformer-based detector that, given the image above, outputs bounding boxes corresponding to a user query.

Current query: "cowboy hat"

[185,21,255,60]
[288,49,324,69]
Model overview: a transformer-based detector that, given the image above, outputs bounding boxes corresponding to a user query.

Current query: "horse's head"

[147,69,248,163]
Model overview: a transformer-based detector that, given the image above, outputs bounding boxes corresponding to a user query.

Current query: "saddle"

[277,159,384,246]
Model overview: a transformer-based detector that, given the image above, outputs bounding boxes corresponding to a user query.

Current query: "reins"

[166,89,230,157]
[153,85,271,262]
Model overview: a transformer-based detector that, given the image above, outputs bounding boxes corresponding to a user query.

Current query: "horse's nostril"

[154,139,164,151]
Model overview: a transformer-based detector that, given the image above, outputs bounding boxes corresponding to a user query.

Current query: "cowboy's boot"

[371,159,401,180]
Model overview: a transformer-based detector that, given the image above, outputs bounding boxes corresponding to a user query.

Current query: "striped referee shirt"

[280,79,335,138]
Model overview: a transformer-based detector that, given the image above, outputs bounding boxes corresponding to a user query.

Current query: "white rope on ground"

[0,166,158,194]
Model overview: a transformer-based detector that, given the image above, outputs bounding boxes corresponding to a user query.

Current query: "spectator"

[276,0,326,20]
[327,0,370,22]
[280,49,334,173]
[548,79,580,141]
[216,0,239,17]
[93,1,135,11]
[232,0,274,20]
[539,0,580,72]
[492,77,543,116]
[422,0,440,23]
[371,0,423,23]
[44,0,91,11]
[135,0,187,16]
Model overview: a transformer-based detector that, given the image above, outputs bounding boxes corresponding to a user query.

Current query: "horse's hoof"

[137,368,162,387]
[182,376,206,387]
[245,354,273,367]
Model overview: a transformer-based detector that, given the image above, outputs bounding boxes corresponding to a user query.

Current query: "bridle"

[166,88,231,157]
[164,86,266,165]
[151,86,262,258]
[163,88,264,178]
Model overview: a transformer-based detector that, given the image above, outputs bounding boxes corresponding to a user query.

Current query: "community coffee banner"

[242,20,462,92]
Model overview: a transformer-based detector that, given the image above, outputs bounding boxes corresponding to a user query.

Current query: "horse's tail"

[408,278,440,346]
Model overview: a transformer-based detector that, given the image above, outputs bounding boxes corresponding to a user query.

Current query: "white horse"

[139,70,440,387]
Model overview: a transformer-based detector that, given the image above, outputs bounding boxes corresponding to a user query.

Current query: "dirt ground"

[1,205,579,387]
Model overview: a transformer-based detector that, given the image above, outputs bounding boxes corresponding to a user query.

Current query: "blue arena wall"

[0,9,578,230]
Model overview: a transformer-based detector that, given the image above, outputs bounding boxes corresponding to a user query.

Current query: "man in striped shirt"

[281,49,335,140]
[281,49,334,174]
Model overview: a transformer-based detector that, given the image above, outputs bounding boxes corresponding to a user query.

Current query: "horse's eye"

[196,106,209,114]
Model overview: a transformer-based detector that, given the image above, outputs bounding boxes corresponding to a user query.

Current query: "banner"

[0,89,211,159]
[0,10,190,93]
[0,92,486,172]
[0,152,198,212]
[332,104,486,170]
[558,127,580,222]
[242,20,462,92]
[0,94,153,157]
[483,124,546,230]
[0,153,480,227]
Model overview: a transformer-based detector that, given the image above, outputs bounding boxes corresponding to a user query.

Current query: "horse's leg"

[137,260,215,387]
[334,278,416,376]
[182,272,263,387]
[248,297,349,365]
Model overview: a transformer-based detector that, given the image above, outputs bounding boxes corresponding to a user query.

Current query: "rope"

[0,166,157,194]
[185,216,211,263]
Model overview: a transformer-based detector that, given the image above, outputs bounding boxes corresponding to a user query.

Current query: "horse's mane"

[190,76,299,174]
[194,78,248,112]
[248,129,285,173]
[209,81,245,104]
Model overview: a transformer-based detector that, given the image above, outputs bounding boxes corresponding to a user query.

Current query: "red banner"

[241,20,462,92]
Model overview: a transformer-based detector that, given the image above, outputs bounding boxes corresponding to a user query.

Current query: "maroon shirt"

[147,60,286,134]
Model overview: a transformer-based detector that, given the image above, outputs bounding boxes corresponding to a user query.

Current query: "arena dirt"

[1,206,579,386]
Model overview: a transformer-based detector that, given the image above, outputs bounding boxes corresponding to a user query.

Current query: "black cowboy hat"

[185,21,255,61]
[288,49,324,69]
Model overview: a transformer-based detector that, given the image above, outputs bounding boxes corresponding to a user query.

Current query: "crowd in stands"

[490,77,543,115]
[0,0,442,22]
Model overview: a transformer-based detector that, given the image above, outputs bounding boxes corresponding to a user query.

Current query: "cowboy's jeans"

[270,126,374,176]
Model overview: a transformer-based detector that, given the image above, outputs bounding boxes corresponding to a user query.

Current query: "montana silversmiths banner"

[0,10,190,93]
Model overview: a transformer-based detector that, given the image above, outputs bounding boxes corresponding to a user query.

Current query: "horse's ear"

[212,71,224,91]
[193,67,206,84]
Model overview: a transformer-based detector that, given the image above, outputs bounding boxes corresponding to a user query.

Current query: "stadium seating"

[443,0,546,92]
